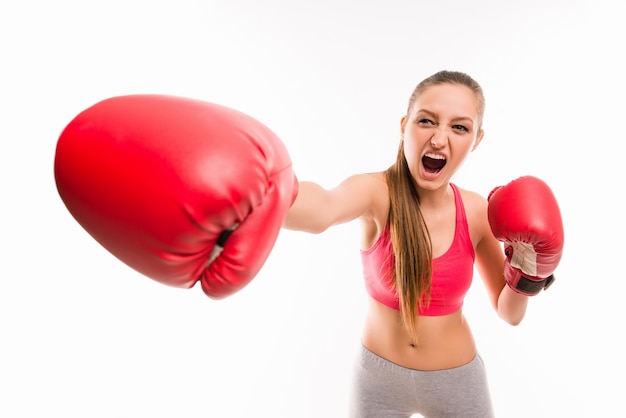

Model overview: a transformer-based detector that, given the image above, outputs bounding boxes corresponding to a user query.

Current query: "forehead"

[412,83,479,118]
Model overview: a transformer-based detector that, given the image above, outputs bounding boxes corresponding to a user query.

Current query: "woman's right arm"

[283,173,381,234]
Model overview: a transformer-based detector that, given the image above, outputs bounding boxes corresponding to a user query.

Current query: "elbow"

[282,220,329,235]
[501,315,524,327]
[496,307,525,326]
[495,302,527,327]
[497,303,527,326]
[301,225,328,234]
[495,285,529,326]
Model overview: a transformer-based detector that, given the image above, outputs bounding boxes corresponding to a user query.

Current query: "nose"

[430,131,447,149]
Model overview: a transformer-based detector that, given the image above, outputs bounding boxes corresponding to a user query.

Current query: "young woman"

[55,69,562,417]
[283,70,562,417]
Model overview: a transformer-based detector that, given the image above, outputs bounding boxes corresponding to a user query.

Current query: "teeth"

[425,153,446,160]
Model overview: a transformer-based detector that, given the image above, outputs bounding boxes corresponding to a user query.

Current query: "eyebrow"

[415,109,474,124]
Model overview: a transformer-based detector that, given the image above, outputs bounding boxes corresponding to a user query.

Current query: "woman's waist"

[361,299,476,370]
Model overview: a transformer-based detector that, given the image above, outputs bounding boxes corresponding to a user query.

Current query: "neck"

[417,182,453,208]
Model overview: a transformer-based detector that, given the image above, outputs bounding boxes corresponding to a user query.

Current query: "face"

[401,83,484,191]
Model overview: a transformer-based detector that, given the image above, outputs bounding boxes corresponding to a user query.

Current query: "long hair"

[384,70,485,344]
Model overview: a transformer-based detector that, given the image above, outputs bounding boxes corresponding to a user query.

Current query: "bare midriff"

[361,297,476,371]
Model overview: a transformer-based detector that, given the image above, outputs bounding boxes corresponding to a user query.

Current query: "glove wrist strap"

[510,274,555,296]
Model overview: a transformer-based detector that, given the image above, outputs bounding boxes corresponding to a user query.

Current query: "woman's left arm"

[472,194,529,326]
[474,176,565,325]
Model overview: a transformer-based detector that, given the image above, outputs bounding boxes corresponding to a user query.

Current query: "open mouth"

[422,153,446,174]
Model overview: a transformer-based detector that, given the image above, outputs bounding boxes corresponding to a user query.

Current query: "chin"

[415,168,450,191]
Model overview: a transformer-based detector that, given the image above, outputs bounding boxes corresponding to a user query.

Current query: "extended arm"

[284,174,382,234]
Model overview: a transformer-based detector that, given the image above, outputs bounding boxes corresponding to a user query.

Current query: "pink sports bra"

[361,183,475,316]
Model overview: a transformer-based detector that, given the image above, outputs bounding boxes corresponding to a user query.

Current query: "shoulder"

[354,172,389,248]
[454,185,490,242]
[352,171,389,210]
[327,171,389,224]
[350,171,387,185]
[340,172,388,198]
[455,186,487,213]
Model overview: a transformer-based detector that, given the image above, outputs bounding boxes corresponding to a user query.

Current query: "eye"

[452,124,469,132]
[418,118,435,125]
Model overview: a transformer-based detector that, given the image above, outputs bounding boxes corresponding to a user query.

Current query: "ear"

[400,116,407,137]
[471,128,484,151]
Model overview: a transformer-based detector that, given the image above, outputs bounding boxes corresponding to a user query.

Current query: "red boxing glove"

[54,95,298,299]
[487,176,564,296]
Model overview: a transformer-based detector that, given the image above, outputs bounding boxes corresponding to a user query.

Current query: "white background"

[1,0,624,417]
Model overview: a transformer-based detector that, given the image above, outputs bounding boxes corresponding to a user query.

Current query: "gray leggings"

[349,345,494,418]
